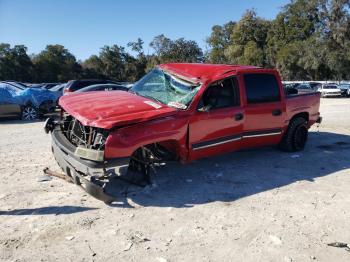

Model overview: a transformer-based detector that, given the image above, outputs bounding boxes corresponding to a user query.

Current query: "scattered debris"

[328,242,348,248]
[88,243,96,257]
[65,236,75,241]
[128,231,150,244]
[165,238,172,246]
[43,167,73,183]
[37,175,52,182]
[79,217,100,229]
[123,242,133,251]
[327,242,349,251]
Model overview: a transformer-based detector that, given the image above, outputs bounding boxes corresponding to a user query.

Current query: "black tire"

[21,105,38,120]
[279,117,308,152]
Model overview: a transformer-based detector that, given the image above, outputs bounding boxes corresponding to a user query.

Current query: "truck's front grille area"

[60,110,108,150]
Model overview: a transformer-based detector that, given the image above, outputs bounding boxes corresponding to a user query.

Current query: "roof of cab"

[159,63,260,83]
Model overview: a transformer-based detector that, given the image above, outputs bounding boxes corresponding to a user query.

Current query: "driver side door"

[189,77,244,161]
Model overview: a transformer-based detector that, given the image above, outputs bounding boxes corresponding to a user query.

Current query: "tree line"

[0,0,349,82]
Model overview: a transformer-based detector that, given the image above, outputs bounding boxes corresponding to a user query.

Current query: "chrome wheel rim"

[22,107,37,120]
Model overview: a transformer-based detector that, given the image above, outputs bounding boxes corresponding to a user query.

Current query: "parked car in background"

[295,83,315,94]
[5,81,29,89]
[49,83,66,102]
[74,83,128,94]
[317,84,342,97]
[63,79,122,94]
[339,83,350,97]
[0,82,59,120]
[308,82,322,90]
[40,83,62,89]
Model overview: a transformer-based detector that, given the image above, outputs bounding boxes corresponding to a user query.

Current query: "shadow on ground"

[103,131,350,208]
[0,205,96,216]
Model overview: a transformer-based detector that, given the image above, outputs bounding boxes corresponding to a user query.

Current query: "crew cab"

[45,63,322,200]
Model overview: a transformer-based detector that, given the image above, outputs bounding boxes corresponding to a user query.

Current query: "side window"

[244,74,280,104]
[198,78,240,110]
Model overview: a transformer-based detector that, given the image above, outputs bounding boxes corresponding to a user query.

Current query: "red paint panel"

[59,91,177,129]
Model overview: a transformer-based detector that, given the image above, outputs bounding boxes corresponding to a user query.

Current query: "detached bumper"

[51,128,130,178]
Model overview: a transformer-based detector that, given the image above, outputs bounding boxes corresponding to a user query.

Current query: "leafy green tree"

[32,45,81,82]
[127,38,147,80]
[97,45,126,80]
[206,22,236,63]
[207,10,270,67]
[81,55,105,78]
[147,34,203,71]
[0,44,35,82]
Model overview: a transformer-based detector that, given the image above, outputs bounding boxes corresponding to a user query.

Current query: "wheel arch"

[289,112,309,124]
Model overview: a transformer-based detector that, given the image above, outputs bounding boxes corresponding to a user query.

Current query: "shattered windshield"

[130,68,201,109]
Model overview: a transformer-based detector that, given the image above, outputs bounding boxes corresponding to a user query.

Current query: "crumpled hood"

[59,91,177,129]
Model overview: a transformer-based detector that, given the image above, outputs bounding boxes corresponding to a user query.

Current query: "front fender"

[104,115,188,159]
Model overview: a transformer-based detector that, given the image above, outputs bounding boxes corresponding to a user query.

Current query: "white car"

[318,84,342,97]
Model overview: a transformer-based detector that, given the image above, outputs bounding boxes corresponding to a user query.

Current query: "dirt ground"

[0,98,349,262]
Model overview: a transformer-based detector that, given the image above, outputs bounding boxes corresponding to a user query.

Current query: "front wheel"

[22,106,38,120]
[279,117,308,152]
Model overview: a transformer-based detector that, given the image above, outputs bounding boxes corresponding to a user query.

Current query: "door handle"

[234,113,244,121]
[272,109,282,116]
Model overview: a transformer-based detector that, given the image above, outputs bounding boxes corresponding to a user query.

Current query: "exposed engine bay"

[61,110,108,151]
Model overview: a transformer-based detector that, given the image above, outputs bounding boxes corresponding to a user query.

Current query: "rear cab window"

[243,74,281,104]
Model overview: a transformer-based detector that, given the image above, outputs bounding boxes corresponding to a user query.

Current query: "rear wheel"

[279,117,308,152]
[22,106,38,120]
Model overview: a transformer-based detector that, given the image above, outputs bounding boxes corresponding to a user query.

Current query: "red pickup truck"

[45,63,321,201]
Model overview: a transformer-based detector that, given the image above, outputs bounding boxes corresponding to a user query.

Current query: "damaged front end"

[44,111,130,203]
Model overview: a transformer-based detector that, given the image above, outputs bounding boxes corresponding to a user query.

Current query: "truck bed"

[285,92,321,126]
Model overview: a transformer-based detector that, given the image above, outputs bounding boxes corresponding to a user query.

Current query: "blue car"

[0,82,60,120]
